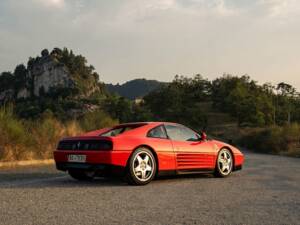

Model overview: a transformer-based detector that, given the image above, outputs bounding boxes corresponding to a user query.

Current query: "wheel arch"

[217,146,235,168]
[127,144,159,175]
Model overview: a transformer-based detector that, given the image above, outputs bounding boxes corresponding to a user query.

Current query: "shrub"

[0,106,117,161]
[239,124,300,155]
[79,110,118,132]
[0,106,29,161]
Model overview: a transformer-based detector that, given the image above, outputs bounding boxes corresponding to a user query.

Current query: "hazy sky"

[0,0,300,89]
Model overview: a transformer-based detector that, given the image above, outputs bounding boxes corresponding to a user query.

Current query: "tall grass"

[80,110,118,132]
[0,107,117,162]
[0,106,29,161]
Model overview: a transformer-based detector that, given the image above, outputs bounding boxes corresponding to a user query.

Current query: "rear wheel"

[126,148,157,185]
[68,169,95,181]
[214,148,233,178]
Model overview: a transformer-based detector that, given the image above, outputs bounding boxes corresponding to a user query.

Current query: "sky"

[0,0,300,89]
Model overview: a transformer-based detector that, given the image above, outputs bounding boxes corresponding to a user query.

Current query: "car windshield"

[100,124,145,137]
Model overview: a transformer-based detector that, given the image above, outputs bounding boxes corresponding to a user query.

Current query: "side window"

[147,125,168,139]
[165,125,200,142]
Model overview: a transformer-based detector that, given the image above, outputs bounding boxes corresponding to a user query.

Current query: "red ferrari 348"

[54,122,244,185]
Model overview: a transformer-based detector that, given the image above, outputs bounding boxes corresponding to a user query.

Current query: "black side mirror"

[201,131,207,141]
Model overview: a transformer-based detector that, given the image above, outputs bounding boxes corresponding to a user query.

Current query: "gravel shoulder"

[0,151,299,225]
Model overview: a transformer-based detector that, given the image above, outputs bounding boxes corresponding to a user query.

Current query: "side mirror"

[201,131,207,141]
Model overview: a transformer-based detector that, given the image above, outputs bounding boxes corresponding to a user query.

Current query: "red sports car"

[54,122,244,185]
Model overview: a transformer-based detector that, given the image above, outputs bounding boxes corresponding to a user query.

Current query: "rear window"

[100,124,145,137]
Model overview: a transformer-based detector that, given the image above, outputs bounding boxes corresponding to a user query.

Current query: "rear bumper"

[53,150,131,168]
[56,162,107,171]
[55,162,125,175]
[233,164,242,171]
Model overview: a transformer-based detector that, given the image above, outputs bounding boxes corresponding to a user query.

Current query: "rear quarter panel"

[113,136,176,171]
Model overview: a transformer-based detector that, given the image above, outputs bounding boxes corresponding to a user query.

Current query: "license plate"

[68,155,86,163]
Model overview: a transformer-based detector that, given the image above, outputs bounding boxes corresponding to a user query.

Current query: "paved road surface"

[0,151,299,225]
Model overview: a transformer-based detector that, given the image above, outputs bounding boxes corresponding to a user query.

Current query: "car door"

[164,124,215,171]
[146,125,176,171]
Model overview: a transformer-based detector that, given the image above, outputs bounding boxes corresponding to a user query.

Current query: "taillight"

[57,140,113,151]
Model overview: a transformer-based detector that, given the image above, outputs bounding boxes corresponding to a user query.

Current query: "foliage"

[13,64,27,92]
[0,48,106,119]
[0,105,116,161]
[80,110,118,131]
[50,48,101,97]
[210,75,300,126]
[0,72,15,92]
[239,124,300,156]
[211,75,275,126]
[0,106,29,160]
[102,94,153,123]
[103,95,132,123]
[143,74,210,129]
[1,47,300,159]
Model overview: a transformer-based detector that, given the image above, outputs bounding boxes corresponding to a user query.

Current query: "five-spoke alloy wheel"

[126,147,156,185]
[214,148,233,177]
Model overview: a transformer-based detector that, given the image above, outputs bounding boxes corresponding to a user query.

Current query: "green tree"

[13,64,27,91]
[143,75,210,129]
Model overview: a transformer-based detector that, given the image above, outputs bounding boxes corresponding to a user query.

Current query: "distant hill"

[106,79,165,100]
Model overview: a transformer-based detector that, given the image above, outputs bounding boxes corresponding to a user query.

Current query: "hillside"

[1,49,300,161]
[0,48,104,102]
[0,48,108,119]
[106,79,165,100]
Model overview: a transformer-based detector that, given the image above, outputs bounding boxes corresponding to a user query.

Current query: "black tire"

[126,147,157,185]
[68,169,95,181]
[214,148,233,178]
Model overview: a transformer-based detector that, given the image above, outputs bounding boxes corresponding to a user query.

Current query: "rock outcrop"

[16,88,30,99]
[28,54,74,96]
[0,48,103,103]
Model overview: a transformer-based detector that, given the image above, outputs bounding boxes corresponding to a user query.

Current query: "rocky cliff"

[29,54,73,96]
[0,48,104,103]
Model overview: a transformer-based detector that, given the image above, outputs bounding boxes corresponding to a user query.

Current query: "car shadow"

[0,172,216,189]
[156,173,213,181]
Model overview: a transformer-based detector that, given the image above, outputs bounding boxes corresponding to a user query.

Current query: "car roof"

[115,122,160,127]
[116,121,181,127]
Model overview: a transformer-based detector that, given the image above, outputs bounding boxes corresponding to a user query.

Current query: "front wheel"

[214,148,233,178]
[68,169,95,181]
[126,148,157,185]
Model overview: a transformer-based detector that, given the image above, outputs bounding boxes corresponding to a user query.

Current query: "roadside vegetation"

[0,48,299,161]
[239,124,300,157]
[0,106,117,161]
[141,75,300,157]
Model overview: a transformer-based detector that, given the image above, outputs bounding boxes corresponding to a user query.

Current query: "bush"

[79,110,118,132]
[30,116,65,158]
[0,106,117,161]
[239,124,300,155]
[0,106,29,160]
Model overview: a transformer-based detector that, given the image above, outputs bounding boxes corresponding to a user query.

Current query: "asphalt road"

[0,151,299,225]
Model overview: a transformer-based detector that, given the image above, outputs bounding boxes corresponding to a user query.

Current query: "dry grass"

[0,159,54,169]
[281,148,300,158]
[238,124,300,157]
[0,107,117,162]
[206,108,300,158]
